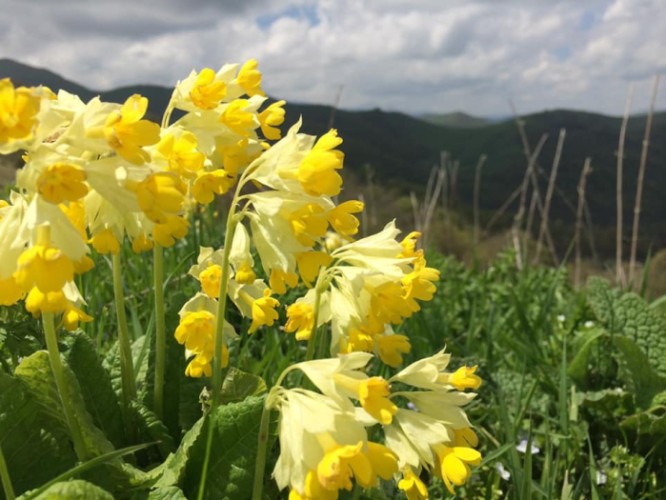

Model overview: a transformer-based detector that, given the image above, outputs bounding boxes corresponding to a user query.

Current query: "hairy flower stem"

[197,192,242,500]
[153,244,166,420]
[42,312,88,461]
[251,403,272,500]
[0,443,15,500]
[112,253,137,432]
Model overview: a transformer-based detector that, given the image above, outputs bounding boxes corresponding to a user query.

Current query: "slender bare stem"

[616,85,635,286]
[512,134,547,269]
[629,75,660,286]
[575,158,593,287]
[473,155,487,251]
[535,129,565,264]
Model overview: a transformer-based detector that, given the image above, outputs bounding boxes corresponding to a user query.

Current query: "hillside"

[419,111,492,128]
[2,58,665,255]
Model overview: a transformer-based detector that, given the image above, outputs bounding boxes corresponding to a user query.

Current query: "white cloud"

[0,0,663,116]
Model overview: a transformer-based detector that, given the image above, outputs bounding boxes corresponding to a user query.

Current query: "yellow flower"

[25,287,69,315]
[328,200,363,238]
[199,263,222,298]
[0,78,40,144]
[432,443,481,494]
[288,203,328,247]
[296,251,333,287]
[185,345,229,377]
[62,303,93,331]
[219,99,257,137]
[0,275,25,306]
[297,130,344,196]
[285,301,315,341]
[152,215,189,247]
[175,310,216,353]
[402,253,439,303]
[289,470,337,500]
[235,261,256,284]
[156,131,205,178]
[189,68,227,110]
[132,172,186,224]
[37,163,88,204]
[249,288,280,333]
[103,94,160,164]
[14,228,75,293]
[131,233,154,253]
[90,228,121,255]
[259,100,286,140]
[375,333,411,368]
[269,268,299,295]
[357,377,398,425]
[192,169,235,204]
[446,365,482,391]
[399,231,421,258]
[236,59,265,97]
[398,466,429,500]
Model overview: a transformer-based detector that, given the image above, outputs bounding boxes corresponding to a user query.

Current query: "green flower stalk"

[42,312,88,461]
[0,442,15,500]
[153,244,166,420]
[111,253,137,431]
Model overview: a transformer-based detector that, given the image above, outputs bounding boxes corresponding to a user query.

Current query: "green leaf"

[14,351,151,496]
[612,335,666,408]
[147,486,188,499]
[130,400,176,460]
[153,417,205,489]
[0,372,76,495]
[587,277,666,378]
[63,331,126,448]
[183,396,265,499]
[220,367,268,404]
[568,328,606,384]
[21,479,114,499]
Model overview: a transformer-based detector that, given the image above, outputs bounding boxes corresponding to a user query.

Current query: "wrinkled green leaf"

[153,417,205,489]
[147,486,188,499]
[568,328,606,384]
[131,400,176,459]
[587,277,666,378]
[0,372,76,495]
[612,335,666,408]
[220,367,268,404]
[64,331,126,448]
[183,396,265,499]
[21,479,114,500]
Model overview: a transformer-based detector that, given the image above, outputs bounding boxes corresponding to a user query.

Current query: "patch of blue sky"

[257,4,320,29]
[579,10,597,31]
[554,45,572,61]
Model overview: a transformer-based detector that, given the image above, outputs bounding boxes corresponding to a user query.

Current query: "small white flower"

[557,314,566,323]
[584,320,594,328]
[516,439,540,455]
[406,401,418,411]
[495,462,511,480]
[596,470,607,485]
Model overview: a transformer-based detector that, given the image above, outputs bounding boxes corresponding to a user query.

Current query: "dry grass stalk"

[512,134,548,269]
[535,128,566,264]
[411,166,446,249]
[629,74,661,286]
[575,158,593,287]
[473,155,487,250]
[615,84,635,286]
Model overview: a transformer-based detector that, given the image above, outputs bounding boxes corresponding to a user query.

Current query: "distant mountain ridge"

[2,58,665,255]
[419,111,492,128]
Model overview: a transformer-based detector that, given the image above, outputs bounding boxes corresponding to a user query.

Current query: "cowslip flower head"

[268,387,397,497]
[398,465,429,500]
[235,59,265,97]
[259,100,286,140]
[296,129,344,197]
[0,78,41,151]
[103,94,160,164]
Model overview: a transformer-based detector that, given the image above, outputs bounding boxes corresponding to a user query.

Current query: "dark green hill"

[419,111,492,128]
[2,58,665,254]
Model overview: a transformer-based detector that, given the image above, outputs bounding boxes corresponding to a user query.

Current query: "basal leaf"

[63,331,126,448]
[612,336,666,409]
[21,479,114,499]
[153,416,205,489]
[183,396,265,499]
[220,367,268,404]
[567,328,606,384]
[0,372,76,495]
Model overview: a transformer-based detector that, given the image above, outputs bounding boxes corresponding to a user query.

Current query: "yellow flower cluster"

[266,351,482,498]
[1,60,484,498]
[0,60,285,325]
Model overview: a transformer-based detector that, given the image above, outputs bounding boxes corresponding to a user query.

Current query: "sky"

[1,0,664,117]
